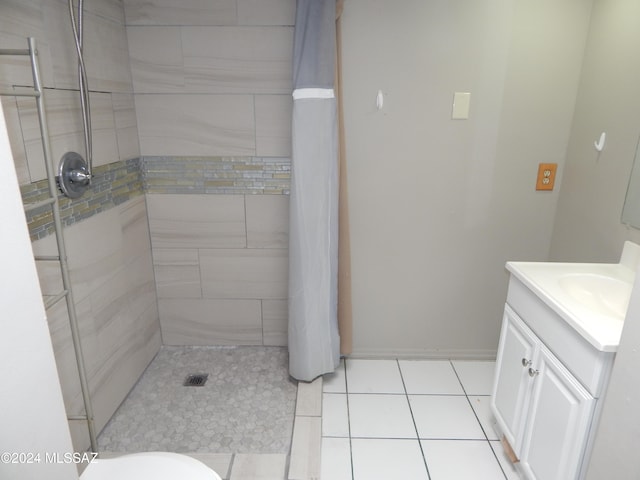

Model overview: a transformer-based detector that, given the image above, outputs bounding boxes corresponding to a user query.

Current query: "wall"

[0,101,78,480]
[549,0,640,261]
[0,0,139,184]
[0,0,160,451]
[124,0,294,345]
[341,0,593,357]
[31,195,160,449]
[547,0,640,476]
[586,260,640,478]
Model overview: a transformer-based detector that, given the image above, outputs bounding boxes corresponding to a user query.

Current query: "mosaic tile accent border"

[141,156,291,195]
[20,156,291,241]
[20,158,143,241]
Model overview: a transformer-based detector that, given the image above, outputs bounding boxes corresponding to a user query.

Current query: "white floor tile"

[324,359,347,393]
[346,359,405,394]
[321,437,352,480]
[490,440,521,480]
[451,360,496,395]
[351,439,428,480]
[409,395,486,439]
[399,360,465,395]
[422,440,506,480]
[349,394,416,439]
[468,396,499,440]
[322,393,350,437]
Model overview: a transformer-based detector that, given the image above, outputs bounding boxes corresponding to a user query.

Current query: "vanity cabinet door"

[491,305,538,455]
[519,345,595,480]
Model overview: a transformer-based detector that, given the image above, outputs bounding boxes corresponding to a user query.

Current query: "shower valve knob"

[70,169,90,185]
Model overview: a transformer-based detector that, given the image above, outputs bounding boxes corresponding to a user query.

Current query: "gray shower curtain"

[288,0,341,381]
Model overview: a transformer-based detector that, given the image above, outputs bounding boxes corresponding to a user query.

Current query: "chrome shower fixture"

[67,0,93,196]
[58,151,90,199]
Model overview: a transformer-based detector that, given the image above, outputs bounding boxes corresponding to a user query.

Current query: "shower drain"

[183,373,209,387]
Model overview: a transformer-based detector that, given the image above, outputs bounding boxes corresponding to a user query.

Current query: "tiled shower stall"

[0,0,295,451]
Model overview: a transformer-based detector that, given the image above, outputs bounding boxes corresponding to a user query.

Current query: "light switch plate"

[452,92,471,119]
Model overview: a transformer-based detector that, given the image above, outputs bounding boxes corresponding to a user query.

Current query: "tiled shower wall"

[1,0,295,451]
[126,0,295,347]
[0,0,158,453]
[0,0,139,185]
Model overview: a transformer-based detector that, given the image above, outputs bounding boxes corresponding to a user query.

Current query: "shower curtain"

[288,0,341,381]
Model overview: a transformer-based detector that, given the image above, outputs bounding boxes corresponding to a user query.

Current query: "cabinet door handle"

[528,367,539,377]
[522,358,532,367]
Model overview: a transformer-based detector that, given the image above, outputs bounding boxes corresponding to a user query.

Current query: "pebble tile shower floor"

[98,346,297,454]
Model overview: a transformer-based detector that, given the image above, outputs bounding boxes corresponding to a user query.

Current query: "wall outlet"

[536,163,557,191]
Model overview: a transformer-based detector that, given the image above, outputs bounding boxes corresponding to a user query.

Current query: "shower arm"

[67,0,92,183]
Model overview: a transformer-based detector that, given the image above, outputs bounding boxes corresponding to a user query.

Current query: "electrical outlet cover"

[536,163,557,191]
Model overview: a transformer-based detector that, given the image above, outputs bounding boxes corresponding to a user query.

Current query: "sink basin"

[558,273,632,319]
[505,241,640,351]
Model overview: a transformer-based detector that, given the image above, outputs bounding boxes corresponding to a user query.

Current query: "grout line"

[450,360,509,480]
[397,358,432,480]
[227,453,235,480]
[343,358,355,480]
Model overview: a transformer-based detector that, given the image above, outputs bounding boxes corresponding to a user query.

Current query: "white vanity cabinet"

[491,275,617,480]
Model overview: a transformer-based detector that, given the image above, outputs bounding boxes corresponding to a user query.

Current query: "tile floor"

[96,350,521,479]
[98,346,297,454]
[320,359,521,480]
[96,346,298,479]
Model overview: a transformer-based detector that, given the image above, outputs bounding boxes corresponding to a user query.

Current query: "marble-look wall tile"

[47,206,123,304]
[146,193,290,346]
[45,1,132,93]
[112,93,141,161]
[0,95,29,184]
[159,298,262,345]
[16,89,84,182]
[237,0,296,26]
[181,27,294,94]
[44,0,131,92]
[0,1,55,88]
[1,0,136,185]
[135,94,255,156]
[124,1,293,159]
[255,95,293,157]
[14,77,123,182]
[41,0,78,90]
[82,6,134,93]
[246,194,289,248]
[83,0,126,25]
[126,26,185,93]
[200,248,288,300]
[155,264,202,299]
[124,0,237,26]
[147,194,246,248]
[33,196,160,451]
[153,249,201,300]
[120,195,150,260]
[263,299,288,347]
[88,92,120,168]
[45,298,87,415]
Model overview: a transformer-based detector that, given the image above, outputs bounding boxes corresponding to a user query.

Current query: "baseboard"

[346,347,497,360]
